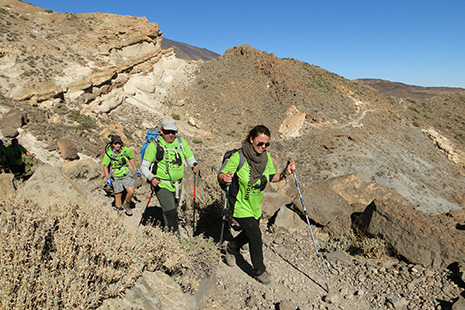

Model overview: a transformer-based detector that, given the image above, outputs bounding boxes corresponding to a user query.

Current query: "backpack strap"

[236,148,245,172]
[108,147,127,163]
[219,148,245,173]
[151,136,187,181]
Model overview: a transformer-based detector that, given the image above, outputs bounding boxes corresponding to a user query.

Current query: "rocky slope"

[1,1,465,309]
[354,78,465,98]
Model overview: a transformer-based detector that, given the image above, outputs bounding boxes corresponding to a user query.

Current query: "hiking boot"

[122,202,133,216]
[254,270,275,285]
[224,242,236,267]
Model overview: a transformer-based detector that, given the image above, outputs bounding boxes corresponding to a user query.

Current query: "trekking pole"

[192,170,198,231]
[219,184,230,245]
[292,170,329,293]
[139,187,154,226]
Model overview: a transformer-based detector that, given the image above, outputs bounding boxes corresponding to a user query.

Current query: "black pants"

[9,164,25,176]
[228,217,265,276]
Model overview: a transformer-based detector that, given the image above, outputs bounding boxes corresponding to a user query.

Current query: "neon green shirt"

[143,136,194,192]
[220,151,276,219]
[102,146,134,178]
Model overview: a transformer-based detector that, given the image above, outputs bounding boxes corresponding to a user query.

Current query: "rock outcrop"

[356,199,465,269]
[0,0,164,107]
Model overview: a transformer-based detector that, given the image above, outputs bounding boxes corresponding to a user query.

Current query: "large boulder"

[262,192,293,218]
[16,165,83,206]
[293,181,352,238]
[0,109,28,129]
[57,138,79,160]
[356,199,465,269]
[61,159,101,180]
[294,174,423,238]
[272,205,308,233]
[97,271,197,310]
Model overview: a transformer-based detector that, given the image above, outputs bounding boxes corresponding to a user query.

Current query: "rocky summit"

[1,0,465,309]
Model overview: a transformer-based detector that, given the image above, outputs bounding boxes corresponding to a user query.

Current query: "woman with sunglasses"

[218,125,296,284]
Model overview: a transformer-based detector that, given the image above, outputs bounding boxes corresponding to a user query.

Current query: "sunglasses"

[163,130,177,135]
[113,142,121,145]
[256,141,270,147]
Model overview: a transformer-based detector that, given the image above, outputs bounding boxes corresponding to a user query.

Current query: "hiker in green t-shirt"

[218,125,296,285]
[140,117,200,234]
[5,138,35,176]
[102,135,141,216]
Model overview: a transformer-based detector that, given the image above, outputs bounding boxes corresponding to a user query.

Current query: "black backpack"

[218,148,245,190]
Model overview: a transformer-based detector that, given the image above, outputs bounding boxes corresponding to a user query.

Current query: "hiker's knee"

[126,187,135,196]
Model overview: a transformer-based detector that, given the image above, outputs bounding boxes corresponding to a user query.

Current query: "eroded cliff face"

[0,0,168,107]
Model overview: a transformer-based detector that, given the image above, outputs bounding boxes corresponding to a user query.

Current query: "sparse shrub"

[172,114,181,120]
[67,110,97,131]
[45,9,53,13]
[0,197,219,309]
[330,230,390,260]
[20,15,28,21]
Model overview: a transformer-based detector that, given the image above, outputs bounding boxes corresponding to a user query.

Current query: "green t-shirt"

[5,144,26,166]
[102,145,134,178]
[220,151,276,219]
[143,136,194,192]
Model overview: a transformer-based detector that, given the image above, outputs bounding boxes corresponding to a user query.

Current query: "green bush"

[67,110,97,131]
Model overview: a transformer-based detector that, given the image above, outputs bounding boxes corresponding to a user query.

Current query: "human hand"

[151,177,161,187]
[287,161,296,175]
[192,163,200,173]
[222,171,233,184]
[135,169,141,177]
[106,178,113,186]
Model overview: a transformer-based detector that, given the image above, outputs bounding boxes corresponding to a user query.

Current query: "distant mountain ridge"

[161,38,219,61]
[354,78,465,98]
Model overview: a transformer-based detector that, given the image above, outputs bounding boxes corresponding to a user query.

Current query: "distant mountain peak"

[161,38,219,61]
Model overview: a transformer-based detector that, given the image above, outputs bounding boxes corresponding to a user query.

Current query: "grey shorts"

[113,173,135,194]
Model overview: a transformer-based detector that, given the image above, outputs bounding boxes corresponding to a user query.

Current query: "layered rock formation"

[0,0,168,108]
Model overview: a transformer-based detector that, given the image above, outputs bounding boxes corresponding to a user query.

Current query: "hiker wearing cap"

[140,117,200,234]
[5,138,35,176]
[102,135,140,216]
[218,125,296,285]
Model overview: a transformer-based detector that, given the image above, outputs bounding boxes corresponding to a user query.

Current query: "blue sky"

[27,1,465,88]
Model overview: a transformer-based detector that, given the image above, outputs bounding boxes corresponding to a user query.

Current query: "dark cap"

[111,135,122,144]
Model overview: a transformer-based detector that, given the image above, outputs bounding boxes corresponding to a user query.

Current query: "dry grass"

[0,197,219,309]
[329,230,390,260]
